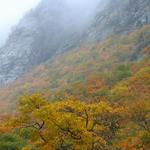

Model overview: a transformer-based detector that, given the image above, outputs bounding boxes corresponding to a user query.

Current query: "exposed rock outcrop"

[87,0,150,42]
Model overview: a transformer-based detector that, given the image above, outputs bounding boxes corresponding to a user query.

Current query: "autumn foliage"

[0,25,150,149]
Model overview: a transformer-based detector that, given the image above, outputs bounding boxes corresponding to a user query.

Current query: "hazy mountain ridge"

[0,0,149,85]
[0,0,92,85]
[86,0,150,42]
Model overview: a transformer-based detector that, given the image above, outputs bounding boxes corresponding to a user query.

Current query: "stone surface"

[86,0,150,42]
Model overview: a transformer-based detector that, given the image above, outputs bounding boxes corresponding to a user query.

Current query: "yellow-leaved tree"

[13,93,121,150]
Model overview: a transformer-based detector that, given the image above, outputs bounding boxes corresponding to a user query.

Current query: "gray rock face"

[0,0,87,85]
[0,23,36,84]
[86,0,150,42]
[0,0,149,85]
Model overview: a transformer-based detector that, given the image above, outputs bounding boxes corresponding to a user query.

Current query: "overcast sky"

[0,0,41,46]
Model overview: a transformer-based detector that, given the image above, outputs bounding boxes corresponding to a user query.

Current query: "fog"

[0,0,41,46]
[0,0,103,46]
[64,0,102,30]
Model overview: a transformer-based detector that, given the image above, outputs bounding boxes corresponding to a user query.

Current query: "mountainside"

[0,25,150,149]
[86,0,150,41]
[0,0,149,85]
[0,0,150,149]
[0,0,149,110]
[0,25,150,112]
[0,0,91,85]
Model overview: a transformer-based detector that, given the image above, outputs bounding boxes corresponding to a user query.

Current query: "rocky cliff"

[0,0,83,84]
[0,0,149,85]
[86,0,150,42]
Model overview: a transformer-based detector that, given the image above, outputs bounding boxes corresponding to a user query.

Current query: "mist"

[0,0,103,47]
[64,0,102,30]
[0,0,41,46]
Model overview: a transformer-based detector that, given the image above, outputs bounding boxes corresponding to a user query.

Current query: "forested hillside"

[0,25,150,111]
[0,0,150,149]
[0,24,149,149]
